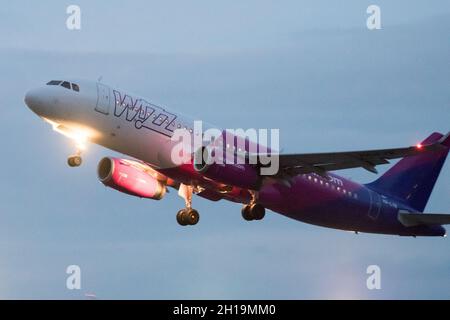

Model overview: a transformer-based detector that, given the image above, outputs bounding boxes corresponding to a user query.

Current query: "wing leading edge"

[252,132,449,178]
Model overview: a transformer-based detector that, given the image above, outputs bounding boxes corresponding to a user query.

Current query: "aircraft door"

[368,190,382,220]
[95,83,111,115]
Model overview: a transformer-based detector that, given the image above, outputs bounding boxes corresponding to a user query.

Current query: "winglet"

[438,132,450,148]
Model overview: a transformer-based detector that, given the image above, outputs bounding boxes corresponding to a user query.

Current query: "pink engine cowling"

[97,157,166,200]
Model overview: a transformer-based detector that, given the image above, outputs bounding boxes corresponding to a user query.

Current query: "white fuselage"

[25,79,195,170]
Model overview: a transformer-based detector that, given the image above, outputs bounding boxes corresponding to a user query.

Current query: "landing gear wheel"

[185,209,200,225]
[251,204,266,220]
[67,155,82,167]
[241,205,253,221]
[176,208,200,226]
[176,209,188,226]
[241,204,266,221]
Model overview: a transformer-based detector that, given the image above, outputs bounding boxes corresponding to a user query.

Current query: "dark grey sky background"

[0,1,449,299]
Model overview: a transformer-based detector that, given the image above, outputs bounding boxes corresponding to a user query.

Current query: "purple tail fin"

[366,132,449,212]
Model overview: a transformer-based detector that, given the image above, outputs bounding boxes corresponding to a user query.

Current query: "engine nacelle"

[193,147,261,190]
[97,157,166,200]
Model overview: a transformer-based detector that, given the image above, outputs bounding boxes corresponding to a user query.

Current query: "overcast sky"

[0,1,449,299]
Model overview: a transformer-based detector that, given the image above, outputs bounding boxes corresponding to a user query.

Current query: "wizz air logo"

[113,90,177,137]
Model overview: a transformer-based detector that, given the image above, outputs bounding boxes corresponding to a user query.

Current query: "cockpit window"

[47,80,62,85]
[61,81,71,89]
[46,80,80,92]
[72,83,80,92]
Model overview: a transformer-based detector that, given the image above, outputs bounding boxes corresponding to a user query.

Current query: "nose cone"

[24,88,46,116]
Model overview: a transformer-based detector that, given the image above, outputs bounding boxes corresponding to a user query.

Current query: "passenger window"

[47,80,62,85]
[61,81,71,89]
[72,83,80,92]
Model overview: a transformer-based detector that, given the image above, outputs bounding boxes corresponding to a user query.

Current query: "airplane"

[24,78,450,236]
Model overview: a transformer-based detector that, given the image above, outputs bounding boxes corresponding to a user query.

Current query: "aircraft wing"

[253,132,449,177]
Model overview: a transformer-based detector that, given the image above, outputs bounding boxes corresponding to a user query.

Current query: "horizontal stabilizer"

[398,212,450,227]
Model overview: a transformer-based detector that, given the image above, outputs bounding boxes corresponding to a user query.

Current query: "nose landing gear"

[67,136,86,167]
[67,153,82,167]
[176,184,200,226]
[50,124,87,168]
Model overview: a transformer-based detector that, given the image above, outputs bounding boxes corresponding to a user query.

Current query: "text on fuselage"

[113,90,177,137]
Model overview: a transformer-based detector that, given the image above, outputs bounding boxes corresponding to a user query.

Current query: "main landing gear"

[176,184,200,226]
[241,203,265,221]
[241,191,266,221]
[175,185,266,226]
[176,208,200,226]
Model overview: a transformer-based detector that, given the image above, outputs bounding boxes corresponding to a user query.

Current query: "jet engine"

[97,157,166,200]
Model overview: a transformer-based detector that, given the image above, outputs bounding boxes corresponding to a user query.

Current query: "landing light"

[416,143,423,150]
[47,119,90,150]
